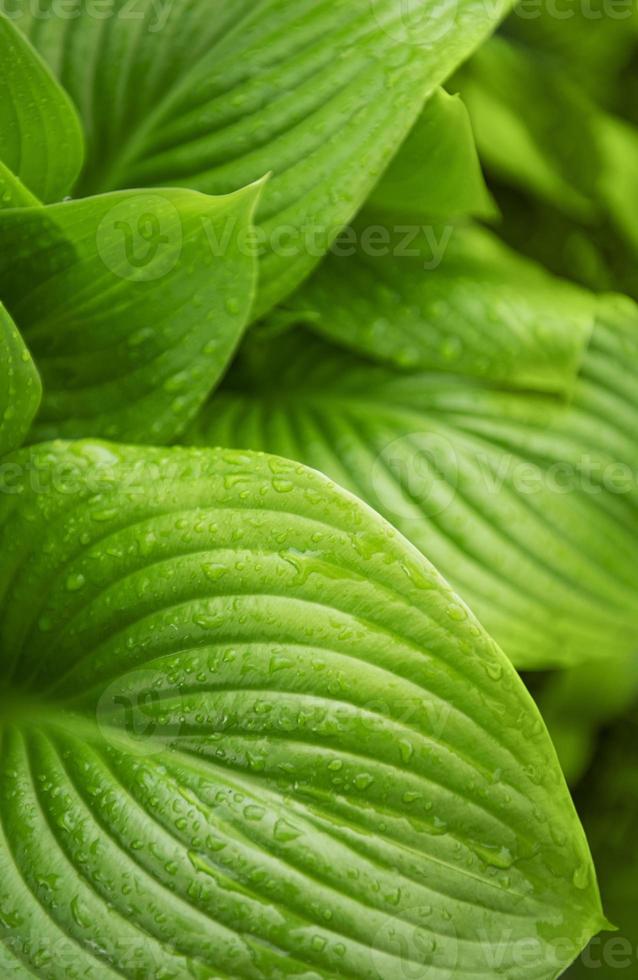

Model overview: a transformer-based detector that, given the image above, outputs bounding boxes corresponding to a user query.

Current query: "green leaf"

[15,0,512,315]
[0,303,41,457]
[502,5,638,109]
[0,160,41,211]
[185,295,638,670]
[455,36,603,219]
[537,648,638,787]
[272,222,594,393]
[0,440,603,977]
[596,112,638,254]
[0,12,83,203]
[0,182,262,444]
[367,88,494,220]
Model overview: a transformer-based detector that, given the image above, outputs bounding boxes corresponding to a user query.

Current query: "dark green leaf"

[0,303,41,457]
[0,182,262,444]
[0,12,83,202]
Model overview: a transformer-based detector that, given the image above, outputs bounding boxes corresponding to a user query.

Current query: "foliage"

[0,4,637,977]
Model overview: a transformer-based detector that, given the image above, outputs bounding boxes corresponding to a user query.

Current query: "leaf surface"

[0,160,41,211]
[0,440,603,977]
[367,88,493,220]
[0,303,41,457]
[455,36,603,219]
[271,222,594,393]
[186,296,638,670]
[0,183,261,444]
[15,0,512,314]
[0,12,83,202]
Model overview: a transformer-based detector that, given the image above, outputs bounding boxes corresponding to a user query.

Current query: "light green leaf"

[0,440,603,977]
[455,36,602,219]
[0,303,41,457]
[0,182,261,444]
[0,12,83,202]
[186,295,638,670]
[15,0,512,316]
[273,221,594,393]
[367,88,494,220]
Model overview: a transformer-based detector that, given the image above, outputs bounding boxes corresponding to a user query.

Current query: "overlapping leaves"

[12,0,513,314]
[0,3,635,977]
[0,304,41,457]
[0,183,261,444]
[186,295,638,670]
[281,221,594,391]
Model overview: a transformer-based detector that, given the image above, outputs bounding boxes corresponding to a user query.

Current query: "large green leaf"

[0,303,41,457]
[278,221,593,391]
[367,88,494,220]
[0,182,261,444]
[185,295,638,670]
[0,440,603,977]
[0,12,83,203]
[15,0,512,315]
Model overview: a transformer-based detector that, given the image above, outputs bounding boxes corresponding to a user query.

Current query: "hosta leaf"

[15,0,512,315]
[455,36,602,219]
[186,295,638,670]
[367,88,494,220]
[0,303,41,457]
[0,182,261,444]
[0,12,83,203]
[0,440,603,977]
[270,222,594,392]
[457,35,638,279]
[0,160,41,211]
